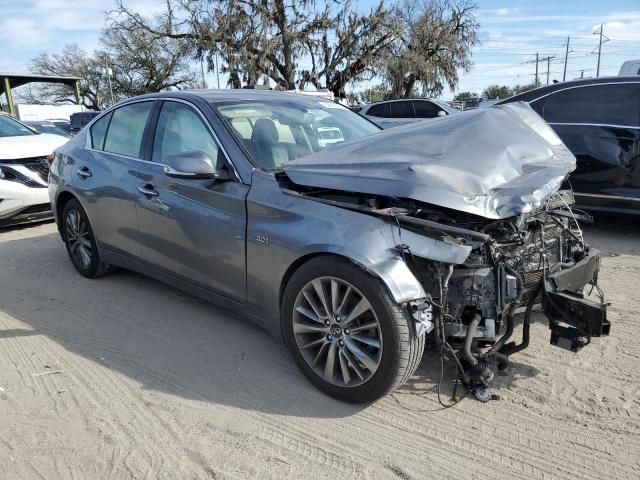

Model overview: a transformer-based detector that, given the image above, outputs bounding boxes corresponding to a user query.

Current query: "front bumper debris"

[543,249,609,352]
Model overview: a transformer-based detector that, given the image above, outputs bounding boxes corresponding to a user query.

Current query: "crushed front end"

[400,190,609,399]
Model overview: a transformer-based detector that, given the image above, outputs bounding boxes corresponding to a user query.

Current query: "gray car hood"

[284,102,576,219]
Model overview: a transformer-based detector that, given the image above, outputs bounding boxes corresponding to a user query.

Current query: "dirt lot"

[1,219,639,479]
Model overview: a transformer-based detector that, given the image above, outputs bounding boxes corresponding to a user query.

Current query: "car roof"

[123,89,342,106]
[498,75,640,104]
[364,98,440,106]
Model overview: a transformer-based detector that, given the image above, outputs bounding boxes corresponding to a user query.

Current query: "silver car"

[49,91,609,403]
[358,98,457,129]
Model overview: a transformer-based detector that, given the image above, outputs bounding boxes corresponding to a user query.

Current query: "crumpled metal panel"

[285,102,576,219]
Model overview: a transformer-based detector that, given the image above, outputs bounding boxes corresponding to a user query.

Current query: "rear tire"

[282,255,425,403]
[61,199,112,278]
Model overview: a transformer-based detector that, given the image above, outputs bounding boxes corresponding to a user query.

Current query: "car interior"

[215,102,366,170]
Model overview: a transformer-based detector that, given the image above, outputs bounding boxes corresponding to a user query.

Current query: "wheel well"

[279,253,323,308]
[279,252,370,308]
[55,191,76,234]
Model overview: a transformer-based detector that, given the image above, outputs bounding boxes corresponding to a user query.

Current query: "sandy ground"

[0,219,639,480]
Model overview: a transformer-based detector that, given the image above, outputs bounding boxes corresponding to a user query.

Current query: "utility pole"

[215,52,221,89]
[104,59,114,107]
[562,37,572,82]
[200,58,206,88]
[528,53,554,87]
[593,24,609,77]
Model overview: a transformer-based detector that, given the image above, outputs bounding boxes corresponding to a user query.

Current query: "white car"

[0,113,68,227]
[317,126,344,147]
[358,98,458,129]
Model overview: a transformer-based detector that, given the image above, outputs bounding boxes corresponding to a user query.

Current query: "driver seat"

[251,118,289,168]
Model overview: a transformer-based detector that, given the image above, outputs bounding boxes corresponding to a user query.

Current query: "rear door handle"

[76,166,92,178]
[138,184,159,197]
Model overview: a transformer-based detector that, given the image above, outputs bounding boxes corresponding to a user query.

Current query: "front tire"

[282,256,425,403]
[61,199,111,278]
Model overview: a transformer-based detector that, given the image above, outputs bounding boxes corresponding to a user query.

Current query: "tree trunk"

[275,0,296,89]
[403,74,416,98]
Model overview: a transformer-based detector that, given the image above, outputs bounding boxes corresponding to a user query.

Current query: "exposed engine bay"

[279,178,610,402]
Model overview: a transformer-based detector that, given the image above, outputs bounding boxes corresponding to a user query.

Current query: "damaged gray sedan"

[48,91,609,403]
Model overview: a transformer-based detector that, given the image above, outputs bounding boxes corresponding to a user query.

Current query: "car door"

[74,100,156,258]
[134,99,248,302]
[532,83,640,206]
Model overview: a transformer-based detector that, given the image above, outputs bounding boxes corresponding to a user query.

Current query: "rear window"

[535,83,640,126]
[413,100,443,118]
[103,102,154,158]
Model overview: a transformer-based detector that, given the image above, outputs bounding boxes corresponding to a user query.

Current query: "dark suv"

[69,111,100,135]
[499,77,640,215]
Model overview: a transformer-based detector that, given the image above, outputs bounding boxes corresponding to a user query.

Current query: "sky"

[1,0,639,100]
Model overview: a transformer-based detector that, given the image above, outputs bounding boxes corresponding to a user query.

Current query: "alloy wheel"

[292,276,383,387]
[65,209,92,269]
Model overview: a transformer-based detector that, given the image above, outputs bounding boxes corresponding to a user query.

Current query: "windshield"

[212,97,380,170]
[0,115,35,137]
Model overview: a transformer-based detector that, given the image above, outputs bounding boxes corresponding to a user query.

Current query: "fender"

[246,170,472,316]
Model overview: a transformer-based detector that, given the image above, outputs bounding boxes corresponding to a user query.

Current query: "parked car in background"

[317,126,344,147]
[358,98,457,128]
[23,120,71,138]
[0,113,67,227]
[48,91,608,403]
[70,111,100,135]
[619,60,640,76]
[46,119,71,135]
[499,77,640,215]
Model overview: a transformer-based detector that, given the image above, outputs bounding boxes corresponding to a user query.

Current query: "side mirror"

[437,110,447,117]
[163,150,229,180]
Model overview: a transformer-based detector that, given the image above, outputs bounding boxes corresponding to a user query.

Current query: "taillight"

[46,153,55,166]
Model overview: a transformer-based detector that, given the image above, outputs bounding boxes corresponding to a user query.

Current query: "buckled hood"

[284,102,576,219]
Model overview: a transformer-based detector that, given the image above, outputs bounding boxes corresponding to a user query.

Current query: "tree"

[511,82,539,95]
[29,45,112,110]
[349,84,390,104]
[110,0,398,97]
[453,91,477,101]
[28,21,201,110]
[299,2,400,98]
[482,84,511,99]
[103,16,201,97]
[110,0,333,90]
[383,0,479,98]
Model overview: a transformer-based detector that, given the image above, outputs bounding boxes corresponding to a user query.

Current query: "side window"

[390,101,415,118]
[541,84,640,126]
[90,112,112,150]
[413,101,442,118]
[367,103,391,118]
[152,101,220,165]
[103,102,154,158]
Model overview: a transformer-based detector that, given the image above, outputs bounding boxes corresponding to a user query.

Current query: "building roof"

[1,73,80,97]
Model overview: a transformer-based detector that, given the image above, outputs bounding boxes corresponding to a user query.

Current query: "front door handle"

[76,166,92,178]
[138,184,159,197]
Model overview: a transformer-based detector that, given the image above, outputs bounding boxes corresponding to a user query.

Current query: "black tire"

[282,255,425,403]
[61,199,112,278]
